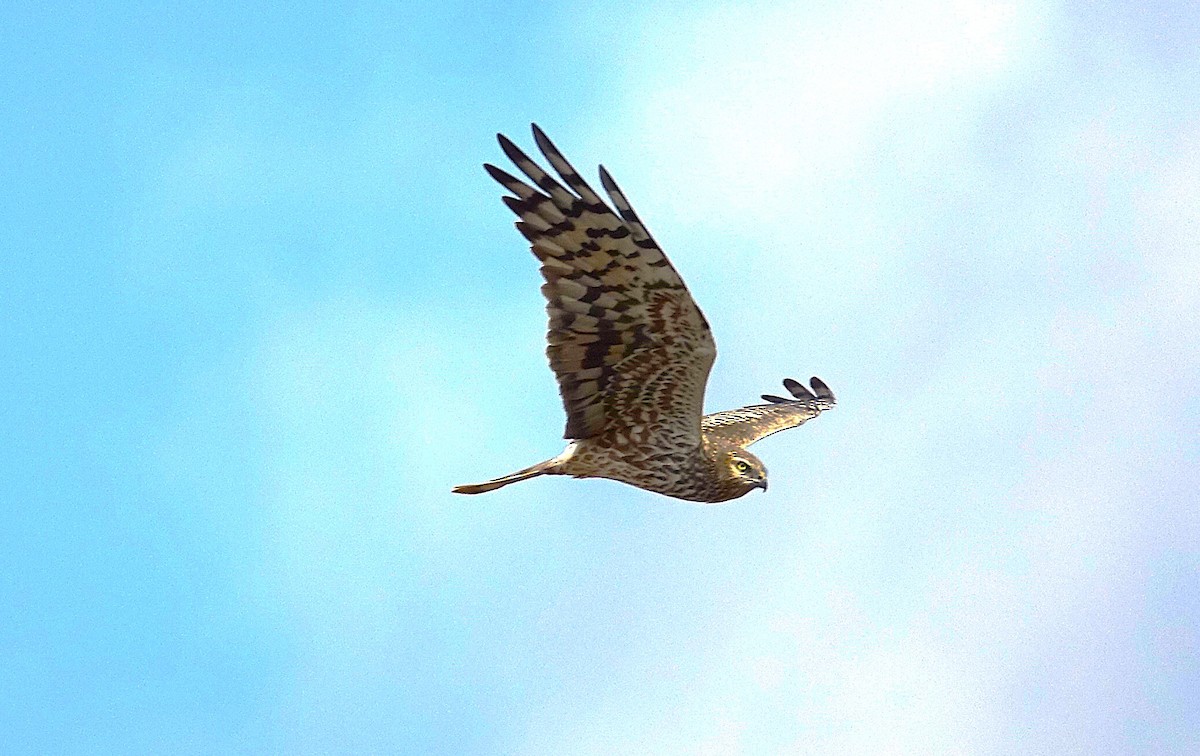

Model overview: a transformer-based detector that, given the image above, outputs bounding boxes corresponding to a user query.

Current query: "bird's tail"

[452,458,558,495]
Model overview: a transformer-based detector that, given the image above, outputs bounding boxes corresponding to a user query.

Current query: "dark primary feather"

[702,377,836,448]
[486,124,716,442]
[598,165,657,245]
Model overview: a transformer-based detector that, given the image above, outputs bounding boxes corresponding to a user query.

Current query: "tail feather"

[452,459,556,495]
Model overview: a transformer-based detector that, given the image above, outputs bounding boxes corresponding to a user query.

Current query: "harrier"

[453,125,835,502]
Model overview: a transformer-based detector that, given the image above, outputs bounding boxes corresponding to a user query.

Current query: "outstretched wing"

[702,377,836,448]
[486,124,716,442]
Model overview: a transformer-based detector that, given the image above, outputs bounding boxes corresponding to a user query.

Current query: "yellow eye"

[734,460,749,473]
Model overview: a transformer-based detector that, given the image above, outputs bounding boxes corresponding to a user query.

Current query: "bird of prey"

[453,125,835,502]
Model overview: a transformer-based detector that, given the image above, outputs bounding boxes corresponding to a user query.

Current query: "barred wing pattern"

[702,377,836,448]
[485,125,716,442]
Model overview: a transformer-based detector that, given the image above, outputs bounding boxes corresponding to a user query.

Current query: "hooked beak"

[754,478,768,492]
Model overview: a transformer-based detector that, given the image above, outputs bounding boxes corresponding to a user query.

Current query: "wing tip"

[531,123,554,154]
[497,131,535,167]
[598,164,616,189]
[782,377,815,400]
[772,376,836,406]
[483,162,512,182]
[809,376,835,403]
[501,194,526,214]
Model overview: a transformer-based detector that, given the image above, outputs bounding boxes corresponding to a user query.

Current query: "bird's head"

[724,449,768,496]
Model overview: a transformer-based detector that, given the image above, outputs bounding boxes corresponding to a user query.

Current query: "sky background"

[3,1,1199,753]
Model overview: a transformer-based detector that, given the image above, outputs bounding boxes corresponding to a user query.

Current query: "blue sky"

[3,1,1198,753]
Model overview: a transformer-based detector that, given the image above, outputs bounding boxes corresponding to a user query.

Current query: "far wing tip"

[782,378,816,400]
[809,376,834,401]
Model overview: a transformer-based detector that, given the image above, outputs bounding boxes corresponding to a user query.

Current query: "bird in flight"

[453,125,834,502]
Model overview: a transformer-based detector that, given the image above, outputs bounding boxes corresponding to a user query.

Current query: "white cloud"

[610,0,1053,226]
[1134,126,1200,325]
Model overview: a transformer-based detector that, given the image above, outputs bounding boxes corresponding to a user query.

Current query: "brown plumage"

[453,125,835,503]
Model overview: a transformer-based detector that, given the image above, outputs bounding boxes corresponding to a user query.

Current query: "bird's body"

[453,125,835,503]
